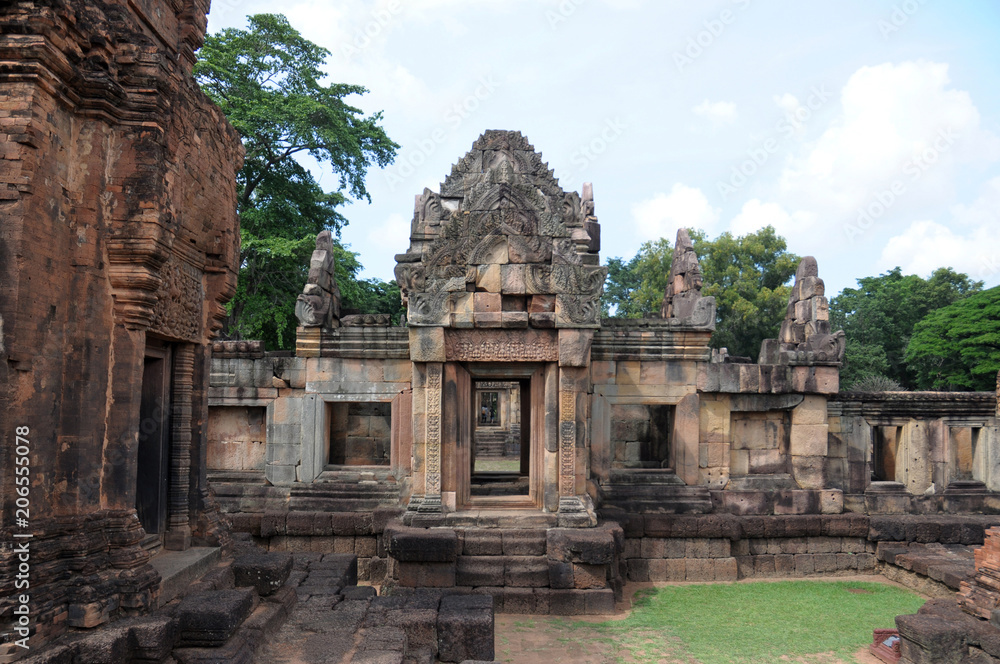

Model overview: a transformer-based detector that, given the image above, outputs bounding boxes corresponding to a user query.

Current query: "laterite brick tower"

[0,0,242,655]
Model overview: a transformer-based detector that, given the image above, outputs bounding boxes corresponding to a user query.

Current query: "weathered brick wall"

[0,0,241,655]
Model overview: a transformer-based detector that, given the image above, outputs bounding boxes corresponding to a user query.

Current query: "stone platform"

[10,535,498,664]
[876,542,976,597]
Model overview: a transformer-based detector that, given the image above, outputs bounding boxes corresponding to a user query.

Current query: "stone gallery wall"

[0,0,241,654]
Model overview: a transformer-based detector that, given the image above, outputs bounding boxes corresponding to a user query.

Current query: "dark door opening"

[137,346,171,536]
[471,379,529,497]
[872,425,900,482]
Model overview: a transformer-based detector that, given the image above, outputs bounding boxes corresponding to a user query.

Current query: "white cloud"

[878,220,993,279]
[779,61,1000,215]
[774,93,800,117]
[878,176,1000,284]
[632,184,719,239]
[950,175,1000,229]
[367,212,411,249]
[728,199,820,244]
[692,99,737,125]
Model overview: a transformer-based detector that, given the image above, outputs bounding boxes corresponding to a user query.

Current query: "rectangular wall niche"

[873,425,901,481]
[328,402,391,466]
[206,406,266,472]
[950,426,981,481]
[611,404,673,469]
[730,411,790,476]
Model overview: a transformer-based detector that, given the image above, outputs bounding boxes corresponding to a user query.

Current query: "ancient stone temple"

[206,128,1000,617]
[0,0,241,656]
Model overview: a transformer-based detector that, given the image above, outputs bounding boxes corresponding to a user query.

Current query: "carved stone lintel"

[444,329,558,362]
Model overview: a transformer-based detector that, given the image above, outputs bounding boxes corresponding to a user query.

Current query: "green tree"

[696,227,800,359]
[195,14,399,349]
[905,286,1000,391]
[829,267,982,389]
[602,227,799,359]
[602,238,673,317]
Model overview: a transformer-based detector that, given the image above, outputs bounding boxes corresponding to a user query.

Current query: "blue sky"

[206,0,1000,297]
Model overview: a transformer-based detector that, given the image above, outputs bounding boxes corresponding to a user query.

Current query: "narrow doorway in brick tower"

[137,341,172,553]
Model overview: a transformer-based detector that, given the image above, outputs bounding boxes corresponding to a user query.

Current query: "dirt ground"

[494,576,909,664]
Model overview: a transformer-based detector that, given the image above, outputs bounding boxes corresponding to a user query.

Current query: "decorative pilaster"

[559,389,576,497]
[164,344,193,550]
[420,362,444,512]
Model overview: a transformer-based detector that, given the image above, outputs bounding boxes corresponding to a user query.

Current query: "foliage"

[601,238,672,318]
[230,240,404,348]
[830,267,983,389]
[195,14,399,349]
[602,226,799,359]
[850,372,904,392]
[905,286,1000,391]
[696,226,800,359]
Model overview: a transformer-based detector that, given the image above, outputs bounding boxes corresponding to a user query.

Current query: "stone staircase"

[597,469,713,514]
[473,430,512,458]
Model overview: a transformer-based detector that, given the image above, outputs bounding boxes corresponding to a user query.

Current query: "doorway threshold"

[149,546,222,607]
[406,509,559,529]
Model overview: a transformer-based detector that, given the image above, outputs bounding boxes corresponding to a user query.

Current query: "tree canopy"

[829,267,982,389]
[905,285,1000,391]
[602,226,800,359]
[195,14,400,349]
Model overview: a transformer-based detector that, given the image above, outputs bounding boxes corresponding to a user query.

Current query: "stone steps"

[597,483,713,514]
[150,546,223,608]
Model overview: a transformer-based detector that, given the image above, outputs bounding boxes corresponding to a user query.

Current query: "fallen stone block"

[232,551,293,597]
[176,588,256,647]
[896,613,967,664]
[438,595,494,663]
[124,615,177,661]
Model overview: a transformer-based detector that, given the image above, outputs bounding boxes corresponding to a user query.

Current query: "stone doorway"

[456,363,545,509]
[137,343,172,541]
[471,379,529,497]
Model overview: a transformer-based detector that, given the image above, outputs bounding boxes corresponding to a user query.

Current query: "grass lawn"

[474,459,521,472]
[499,580,925,664]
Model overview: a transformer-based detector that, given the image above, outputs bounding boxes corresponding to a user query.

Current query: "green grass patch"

[592,580,924,664]
[474,459,521,472]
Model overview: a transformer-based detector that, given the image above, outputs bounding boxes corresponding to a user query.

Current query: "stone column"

[164,343,194,550]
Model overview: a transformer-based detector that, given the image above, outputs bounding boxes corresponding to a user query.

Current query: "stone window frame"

[299,388,404,484]
[591,389,689,483]
[325,400,393,468]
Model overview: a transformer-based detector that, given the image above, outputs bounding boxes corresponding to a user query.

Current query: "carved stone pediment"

[395,130,606,331]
